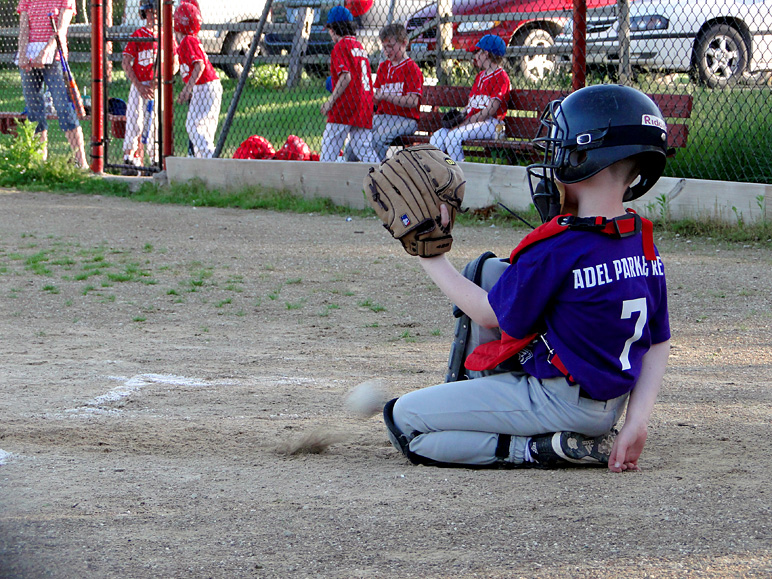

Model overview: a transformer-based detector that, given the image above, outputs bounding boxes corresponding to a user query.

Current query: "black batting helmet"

[527,84,669,222]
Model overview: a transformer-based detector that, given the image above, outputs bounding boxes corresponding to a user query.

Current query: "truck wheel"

[221,30,257,79]
[513,28,555,82]
[694,24,747,88]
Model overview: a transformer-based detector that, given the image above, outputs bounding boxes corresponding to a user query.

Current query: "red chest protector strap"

[464,210,656,374]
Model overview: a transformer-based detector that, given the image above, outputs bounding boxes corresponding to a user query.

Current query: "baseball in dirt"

[344,379,389,418]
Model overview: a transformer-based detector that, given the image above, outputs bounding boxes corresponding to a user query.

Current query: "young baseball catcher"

[365,84,671,472]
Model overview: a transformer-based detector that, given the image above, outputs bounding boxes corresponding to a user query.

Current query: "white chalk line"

[65,373,239,416]
[61,373,327,419]
[0,449,13,465]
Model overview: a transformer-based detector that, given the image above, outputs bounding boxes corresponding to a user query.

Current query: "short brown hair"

[609,155,645,187]
[326,20,357,37]
[380,23,408,43]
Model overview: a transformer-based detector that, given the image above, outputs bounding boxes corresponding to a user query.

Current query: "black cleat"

[529,431,616,468]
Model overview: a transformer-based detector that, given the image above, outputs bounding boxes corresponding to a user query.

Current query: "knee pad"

[446,251,500,383]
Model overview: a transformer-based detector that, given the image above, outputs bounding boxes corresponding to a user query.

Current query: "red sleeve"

[404,60,424,95]
[374,61,387,90]
[123,29,141,57]
[491,70,511,103]
[187,38,207,63]
[330,43,343,81]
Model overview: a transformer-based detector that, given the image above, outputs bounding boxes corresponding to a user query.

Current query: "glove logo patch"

[444,158,456,166]
[401,214,411,227]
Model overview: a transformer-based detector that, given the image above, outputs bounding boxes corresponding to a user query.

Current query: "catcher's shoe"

[528,431,616,468]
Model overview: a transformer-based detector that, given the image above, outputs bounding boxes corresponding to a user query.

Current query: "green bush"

[0,120,46,182]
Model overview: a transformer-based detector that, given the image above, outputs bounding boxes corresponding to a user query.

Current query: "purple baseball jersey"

[488,229,670,400]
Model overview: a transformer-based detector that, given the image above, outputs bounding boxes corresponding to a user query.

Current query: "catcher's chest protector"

[465,211,656,373]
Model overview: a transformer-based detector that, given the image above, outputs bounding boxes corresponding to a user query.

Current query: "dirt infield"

[1,190,771,579]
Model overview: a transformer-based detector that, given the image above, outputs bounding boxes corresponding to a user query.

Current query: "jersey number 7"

[620,298,648,371]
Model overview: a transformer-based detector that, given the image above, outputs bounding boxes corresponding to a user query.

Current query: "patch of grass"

[106,271,135,282]
[215,298,232,308]
[359,299,386,313]
[51,256,75,266]
[132,316,147,322]
[397,330,416,343]
[42,284,59,294]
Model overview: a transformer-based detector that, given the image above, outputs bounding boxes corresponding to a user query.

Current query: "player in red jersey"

[121,0,172,174]
[430,34,510,162]
[319,6,378,163]
[353,23,423,162]
[174,1,222,158]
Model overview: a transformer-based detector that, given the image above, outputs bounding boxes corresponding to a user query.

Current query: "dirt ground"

[0,190,770,579]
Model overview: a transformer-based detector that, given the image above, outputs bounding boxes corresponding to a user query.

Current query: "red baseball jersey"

[178,34,218,85]
[328,36,373,128]
[374,58,423,120]
[466,67,510,120]
[123,27,156,83]
[17,0,75,45]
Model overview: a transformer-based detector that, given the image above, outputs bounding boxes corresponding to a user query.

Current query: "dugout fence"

[0,0,771,185]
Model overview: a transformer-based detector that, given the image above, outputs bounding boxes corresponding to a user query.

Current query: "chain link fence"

[1,1,771,184]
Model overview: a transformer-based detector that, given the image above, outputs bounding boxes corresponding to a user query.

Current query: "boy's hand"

[138,83,155,100]
[608,422,648,472]
[177,85,192,104]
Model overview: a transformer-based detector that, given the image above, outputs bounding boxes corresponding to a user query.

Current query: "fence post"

[436,0,453,83]
[161,0,174,165]
[617,0,631,85]
[90,0,104,174]
[287,8,314,88]
[572,0,586,90]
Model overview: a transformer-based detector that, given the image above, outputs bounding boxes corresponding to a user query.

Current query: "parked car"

[405,0,617,81]
[554,0,772,88]
[264,0,429,66]
[122,0,267,78]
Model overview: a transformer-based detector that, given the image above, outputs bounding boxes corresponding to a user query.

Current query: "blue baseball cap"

[474,34,506,57]
[327,6,353,24]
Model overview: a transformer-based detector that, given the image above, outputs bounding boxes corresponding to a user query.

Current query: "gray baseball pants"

[390,256,629,466]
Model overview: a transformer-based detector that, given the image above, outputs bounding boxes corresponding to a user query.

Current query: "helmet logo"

[576,133,592,145]
[642,114,667,132]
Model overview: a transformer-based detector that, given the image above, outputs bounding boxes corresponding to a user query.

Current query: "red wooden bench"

[0,112,126,138]
[394,86,693,164]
